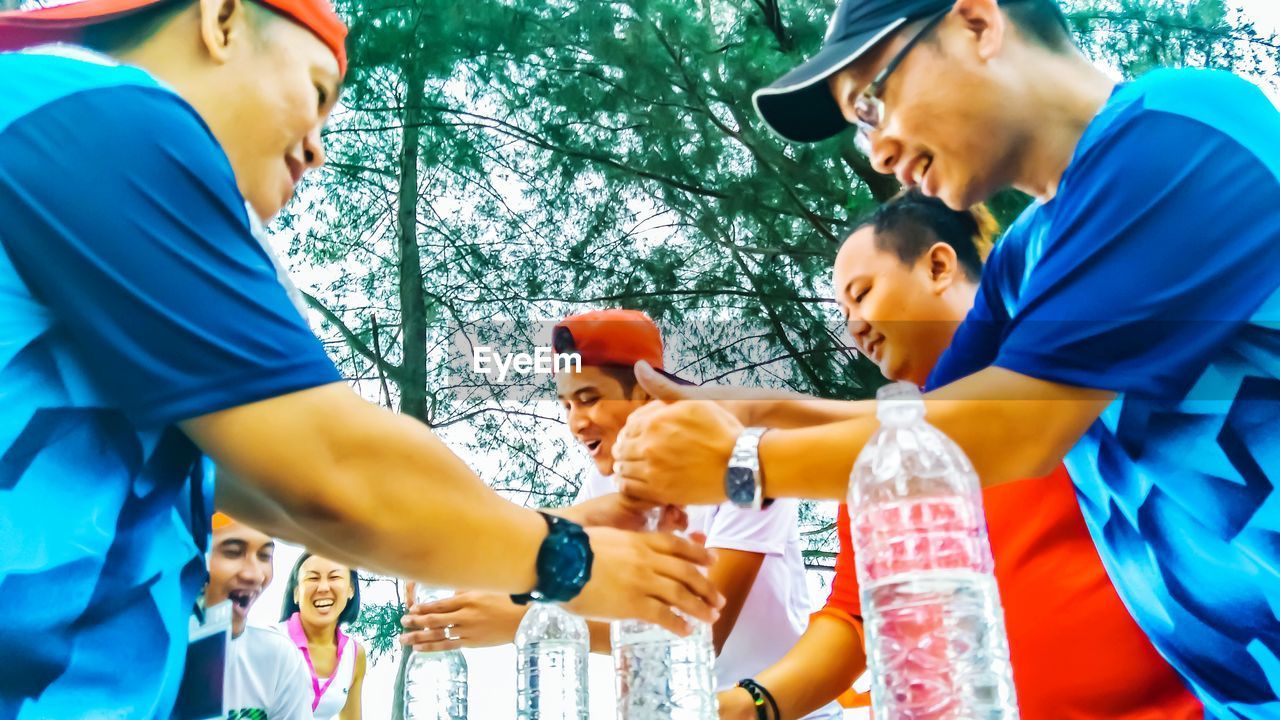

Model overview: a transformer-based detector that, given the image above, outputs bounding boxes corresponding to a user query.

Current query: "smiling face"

[827,1,1030,210]
[294,555,354,629]
[135,0,344,222]
[556,366,650,477]
[208,11,340,220]
[833,225,971,386]
[205,522,275,637]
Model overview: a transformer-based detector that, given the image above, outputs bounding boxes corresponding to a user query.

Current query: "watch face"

[537,524,592,603]
[546,532,590,583]
[726,466,756,504]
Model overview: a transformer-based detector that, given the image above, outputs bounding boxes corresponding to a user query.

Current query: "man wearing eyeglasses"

[612,0,1280,717]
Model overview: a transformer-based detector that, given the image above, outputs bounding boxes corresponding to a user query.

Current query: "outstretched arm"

[615,366,1113,505]
[718,613,865,720]
[192,383,723,635]
[632,361,874,429]
[760,367,1112,499]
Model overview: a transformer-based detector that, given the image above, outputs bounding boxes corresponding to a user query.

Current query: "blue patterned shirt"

[0,47,340,717]
[930,68,1280,719]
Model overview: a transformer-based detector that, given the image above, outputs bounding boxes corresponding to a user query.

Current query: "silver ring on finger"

[443,624,458,641]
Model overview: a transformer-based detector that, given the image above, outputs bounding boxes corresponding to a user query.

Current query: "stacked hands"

[612,361,748,508]
[401,360,747,647]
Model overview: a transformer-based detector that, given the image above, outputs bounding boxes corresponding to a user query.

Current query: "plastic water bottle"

[849,382,1018,720]
[611,510,718,719]
[404,586,469,720]
[515,602,589,719]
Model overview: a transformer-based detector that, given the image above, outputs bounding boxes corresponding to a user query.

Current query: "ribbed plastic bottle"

[404,586,469,720]
[610,510,717,719]
[515,601,589,719]
[850,382,1018,720]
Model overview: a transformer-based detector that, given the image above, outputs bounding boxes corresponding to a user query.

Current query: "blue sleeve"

[0,84,341,427]
[991,109,1280,399]
[925,241,1012,391]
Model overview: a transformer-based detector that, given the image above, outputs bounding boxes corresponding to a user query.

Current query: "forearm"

[190,386,544,593]
[751,614,865,719]
[760,368,1110,499]
[708,549,765,655]
[747,397,876,429]
[550,504,588,524]
[552,502,586,517]
[264,421,541,592]
[712,389,869,429]
[758,416,876,500]
[588,620,612,654]
[553,495,632,527]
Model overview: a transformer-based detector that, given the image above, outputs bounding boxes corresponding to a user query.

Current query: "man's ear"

[950,0,1007,62]
[926,241,961,293]
[198,0,249,64]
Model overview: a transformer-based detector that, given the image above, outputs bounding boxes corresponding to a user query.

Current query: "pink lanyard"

[286,612,349,712]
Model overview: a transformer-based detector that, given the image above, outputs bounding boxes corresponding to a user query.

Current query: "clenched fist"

[612,395,743,507]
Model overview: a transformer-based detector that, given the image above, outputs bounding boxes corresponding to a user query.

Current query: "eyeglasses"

[852,9,949,156]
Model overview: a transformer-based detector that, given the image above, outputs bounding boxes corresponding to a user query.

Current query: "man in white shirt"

[208,512,314,719]
[400,310,840,719]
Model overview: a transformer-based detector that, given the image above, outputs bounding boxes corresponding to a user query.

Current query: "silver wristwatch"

[725,427,768,510]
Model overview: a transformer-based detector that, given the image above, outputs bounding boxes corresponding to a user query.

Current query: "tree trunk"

[760,0,792,51]
[390,645,413,720]
[395,60,430,423]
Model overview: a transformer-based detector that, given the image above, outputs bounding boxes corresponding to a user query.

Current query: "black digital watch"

[510,511,594,605]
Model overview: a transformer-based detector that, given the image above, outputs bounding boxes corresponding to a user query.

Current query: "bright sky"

[1237,0,1279,27]
[1235,0,1280,103]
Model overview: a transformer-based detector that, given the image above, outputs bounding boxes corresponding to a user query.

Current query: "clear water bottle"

[611,510,718,719]
[849,382,1018,720]
[404,586,469,720]
[515,602,589,719]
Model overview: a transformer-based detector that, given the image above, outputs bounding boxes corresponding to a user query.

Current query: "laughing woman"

[279,553,367,720]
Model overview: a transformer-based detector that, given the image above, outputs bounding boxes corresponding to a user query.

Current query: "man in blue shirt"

[611,0,1280,717]
[0,0,721,716]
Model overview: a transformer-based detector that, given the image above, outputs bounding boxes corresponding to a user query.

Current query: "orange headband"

[211,512,235,530]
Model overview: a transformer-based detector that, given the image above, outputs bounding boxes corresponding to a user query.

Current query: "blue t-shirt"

[0,48,341,717]
[930,68,1280,720]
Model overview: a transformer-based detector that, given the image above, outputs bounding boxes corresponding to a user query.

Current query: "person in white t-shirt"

[207,512,313,720]
[399,309,840,719]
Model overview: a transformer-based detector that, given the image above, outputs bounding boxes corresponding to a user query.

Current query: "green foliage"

[1068,0,1279,79]
[345,600,407,663]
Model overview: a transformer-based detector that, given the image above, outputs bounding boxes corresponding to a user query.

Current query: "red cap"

[552,309,664,371]
[0,0,348,75]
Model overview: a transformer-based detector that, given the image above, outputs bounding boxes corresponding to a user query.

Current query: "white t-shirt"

[578,471,842,719]
[225,626,315,719]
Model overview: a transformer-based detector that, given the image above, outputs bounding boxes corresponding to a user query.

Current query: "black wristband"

[737,678,780,720]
